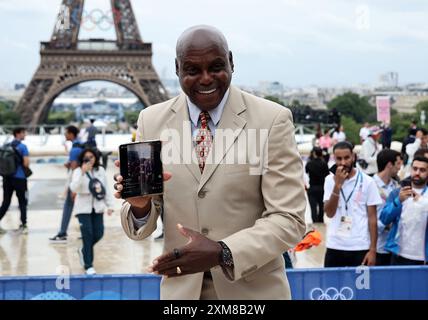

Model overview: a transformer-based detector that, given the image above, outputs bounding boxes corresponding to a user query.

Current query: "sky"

[0,0,427,88]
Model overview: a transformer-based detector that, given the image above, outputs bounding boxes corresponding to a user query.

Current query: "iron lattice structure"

[15,0,169,125]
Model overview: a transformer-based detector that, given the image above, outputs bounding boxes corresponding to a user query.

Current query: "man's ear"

[229,51,234,73]
[175,58,179,76]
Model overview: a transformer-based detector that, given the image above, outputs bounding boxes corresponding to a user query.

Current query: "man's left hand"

[362,249,376,266]
[148,224,223,278]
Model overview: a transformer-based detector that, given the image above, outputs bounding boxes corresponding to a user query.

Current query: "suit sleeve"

[221,108,306,282]
[120,109,162,240]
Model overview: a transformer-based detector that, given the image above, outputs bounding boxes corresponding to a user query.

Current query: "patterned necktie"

[195,111,213,173]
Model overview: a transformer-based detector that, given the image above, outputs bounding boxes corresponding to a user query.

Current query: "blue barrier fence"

[1,266,427,300]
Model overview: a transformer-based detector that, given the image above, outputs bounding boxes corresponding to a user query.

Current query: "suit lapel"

[166,94,201,183]
[198,86,247,192]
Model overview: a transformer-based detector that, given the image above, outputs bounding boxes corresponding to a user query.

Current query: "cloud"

[0,0,427,86]
[0,0,60,14]
[0,37,32,51]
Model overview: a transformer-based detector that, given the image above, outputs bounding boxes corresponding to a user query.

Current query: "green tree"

[291,99,301,107]
[327,92,376,123]
[390,112,418,142]
[264,95,284,106]
[124,111,140,125]
[341,116,360,146]
[47,112,75,125]
[0,100,13,112]
[0,111,21,125]
[415,100,428,115]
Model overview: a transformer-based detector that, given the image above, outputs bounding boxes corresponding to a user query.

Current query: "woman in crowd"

[70,148,114,275]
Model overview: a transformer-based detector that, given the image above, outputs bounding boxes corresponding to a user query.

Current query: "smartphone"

[119,140,163,199]
[400,179,412,188]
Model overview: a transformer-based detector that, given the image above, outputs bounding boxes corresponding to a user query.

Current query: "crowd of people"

[305,121,428,267]
[0,124,116,275]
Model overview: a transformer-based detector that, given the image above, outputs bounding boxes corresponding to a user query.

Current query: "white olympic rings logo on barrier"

[309,287,354,300]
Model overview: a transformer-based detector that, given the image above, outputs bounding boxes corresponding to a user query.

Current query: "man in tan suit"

[114,25,306,299]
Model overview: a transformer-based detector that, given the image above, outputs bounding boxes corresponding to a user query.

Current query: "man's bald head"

[176,25,229,59]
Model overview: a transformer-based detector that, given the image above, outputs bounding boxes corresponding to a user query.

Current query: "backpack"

[85,172,106,200]
[0,143,19,176]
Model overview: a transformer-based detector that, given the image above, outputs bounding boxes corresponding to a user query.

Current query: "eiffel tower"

[15,0,169,125]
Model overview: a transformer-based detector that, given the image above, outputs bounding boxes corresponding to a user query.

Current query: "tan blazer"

[121,86,306,299]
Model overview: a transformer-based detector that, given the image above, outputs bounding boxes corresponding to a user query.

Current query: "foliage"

[327,92,376,123]
[0,111,20,125]
[46,112,75,125]
[341,116,360,146]
[415,100,428,115]
[124,111,140,126]
[264,95,284,106]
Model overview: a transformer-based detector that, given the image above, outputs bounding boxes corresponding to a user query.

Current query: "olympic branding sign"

[309,287,354,300]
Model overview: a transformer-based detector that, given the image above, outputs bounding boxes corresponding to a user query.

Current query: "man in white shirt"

[359,122,370,144]
[381,156,428,265]
[324,141,382,267]
[373,149,402,265]
[404,128,428,178]
[358,126,382,176]
[332,125,346,145]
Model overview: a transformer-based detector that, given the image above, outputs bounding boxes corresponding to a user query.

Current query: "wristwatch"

[218,241,234,268]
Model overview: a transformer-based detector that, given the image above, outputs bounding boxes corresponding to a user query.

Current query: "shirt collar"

[374,174,396,189]
[186,88,230,127]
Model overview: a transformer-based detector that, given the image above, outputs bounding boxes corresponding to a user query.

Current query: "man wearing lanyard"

[380,156,428,265]
[373,149,402,265]
[324,141,382,267]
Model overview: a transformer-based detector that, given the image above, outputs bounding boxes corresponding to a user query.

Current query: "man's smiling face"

[175,28,234,111]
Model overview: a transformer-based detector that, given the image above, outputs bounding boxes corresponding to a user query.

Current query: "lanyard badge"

[340,171,361,212]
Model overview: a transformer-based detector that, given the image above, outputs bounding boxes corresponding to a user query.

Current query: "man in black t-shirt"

[306,147,330,223]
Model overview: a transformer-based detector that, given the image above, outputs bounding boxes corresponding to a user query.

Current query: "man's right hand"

[334,165,348,188]
[399,186,413,203]
[113,160,172,213]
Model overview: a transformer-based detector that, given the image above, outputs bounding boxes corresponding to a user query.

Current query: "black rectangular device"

[119,141,163,198]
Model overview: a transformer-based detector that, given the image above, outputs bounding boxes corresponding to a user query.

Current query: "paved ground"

[0,160,326,276]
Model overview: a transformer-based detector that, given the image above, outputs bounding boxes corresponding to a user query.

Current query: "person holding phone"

[323,141,382,267]
[70,148,114,275]
[380,156,428,265]
[113,25,306,300]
